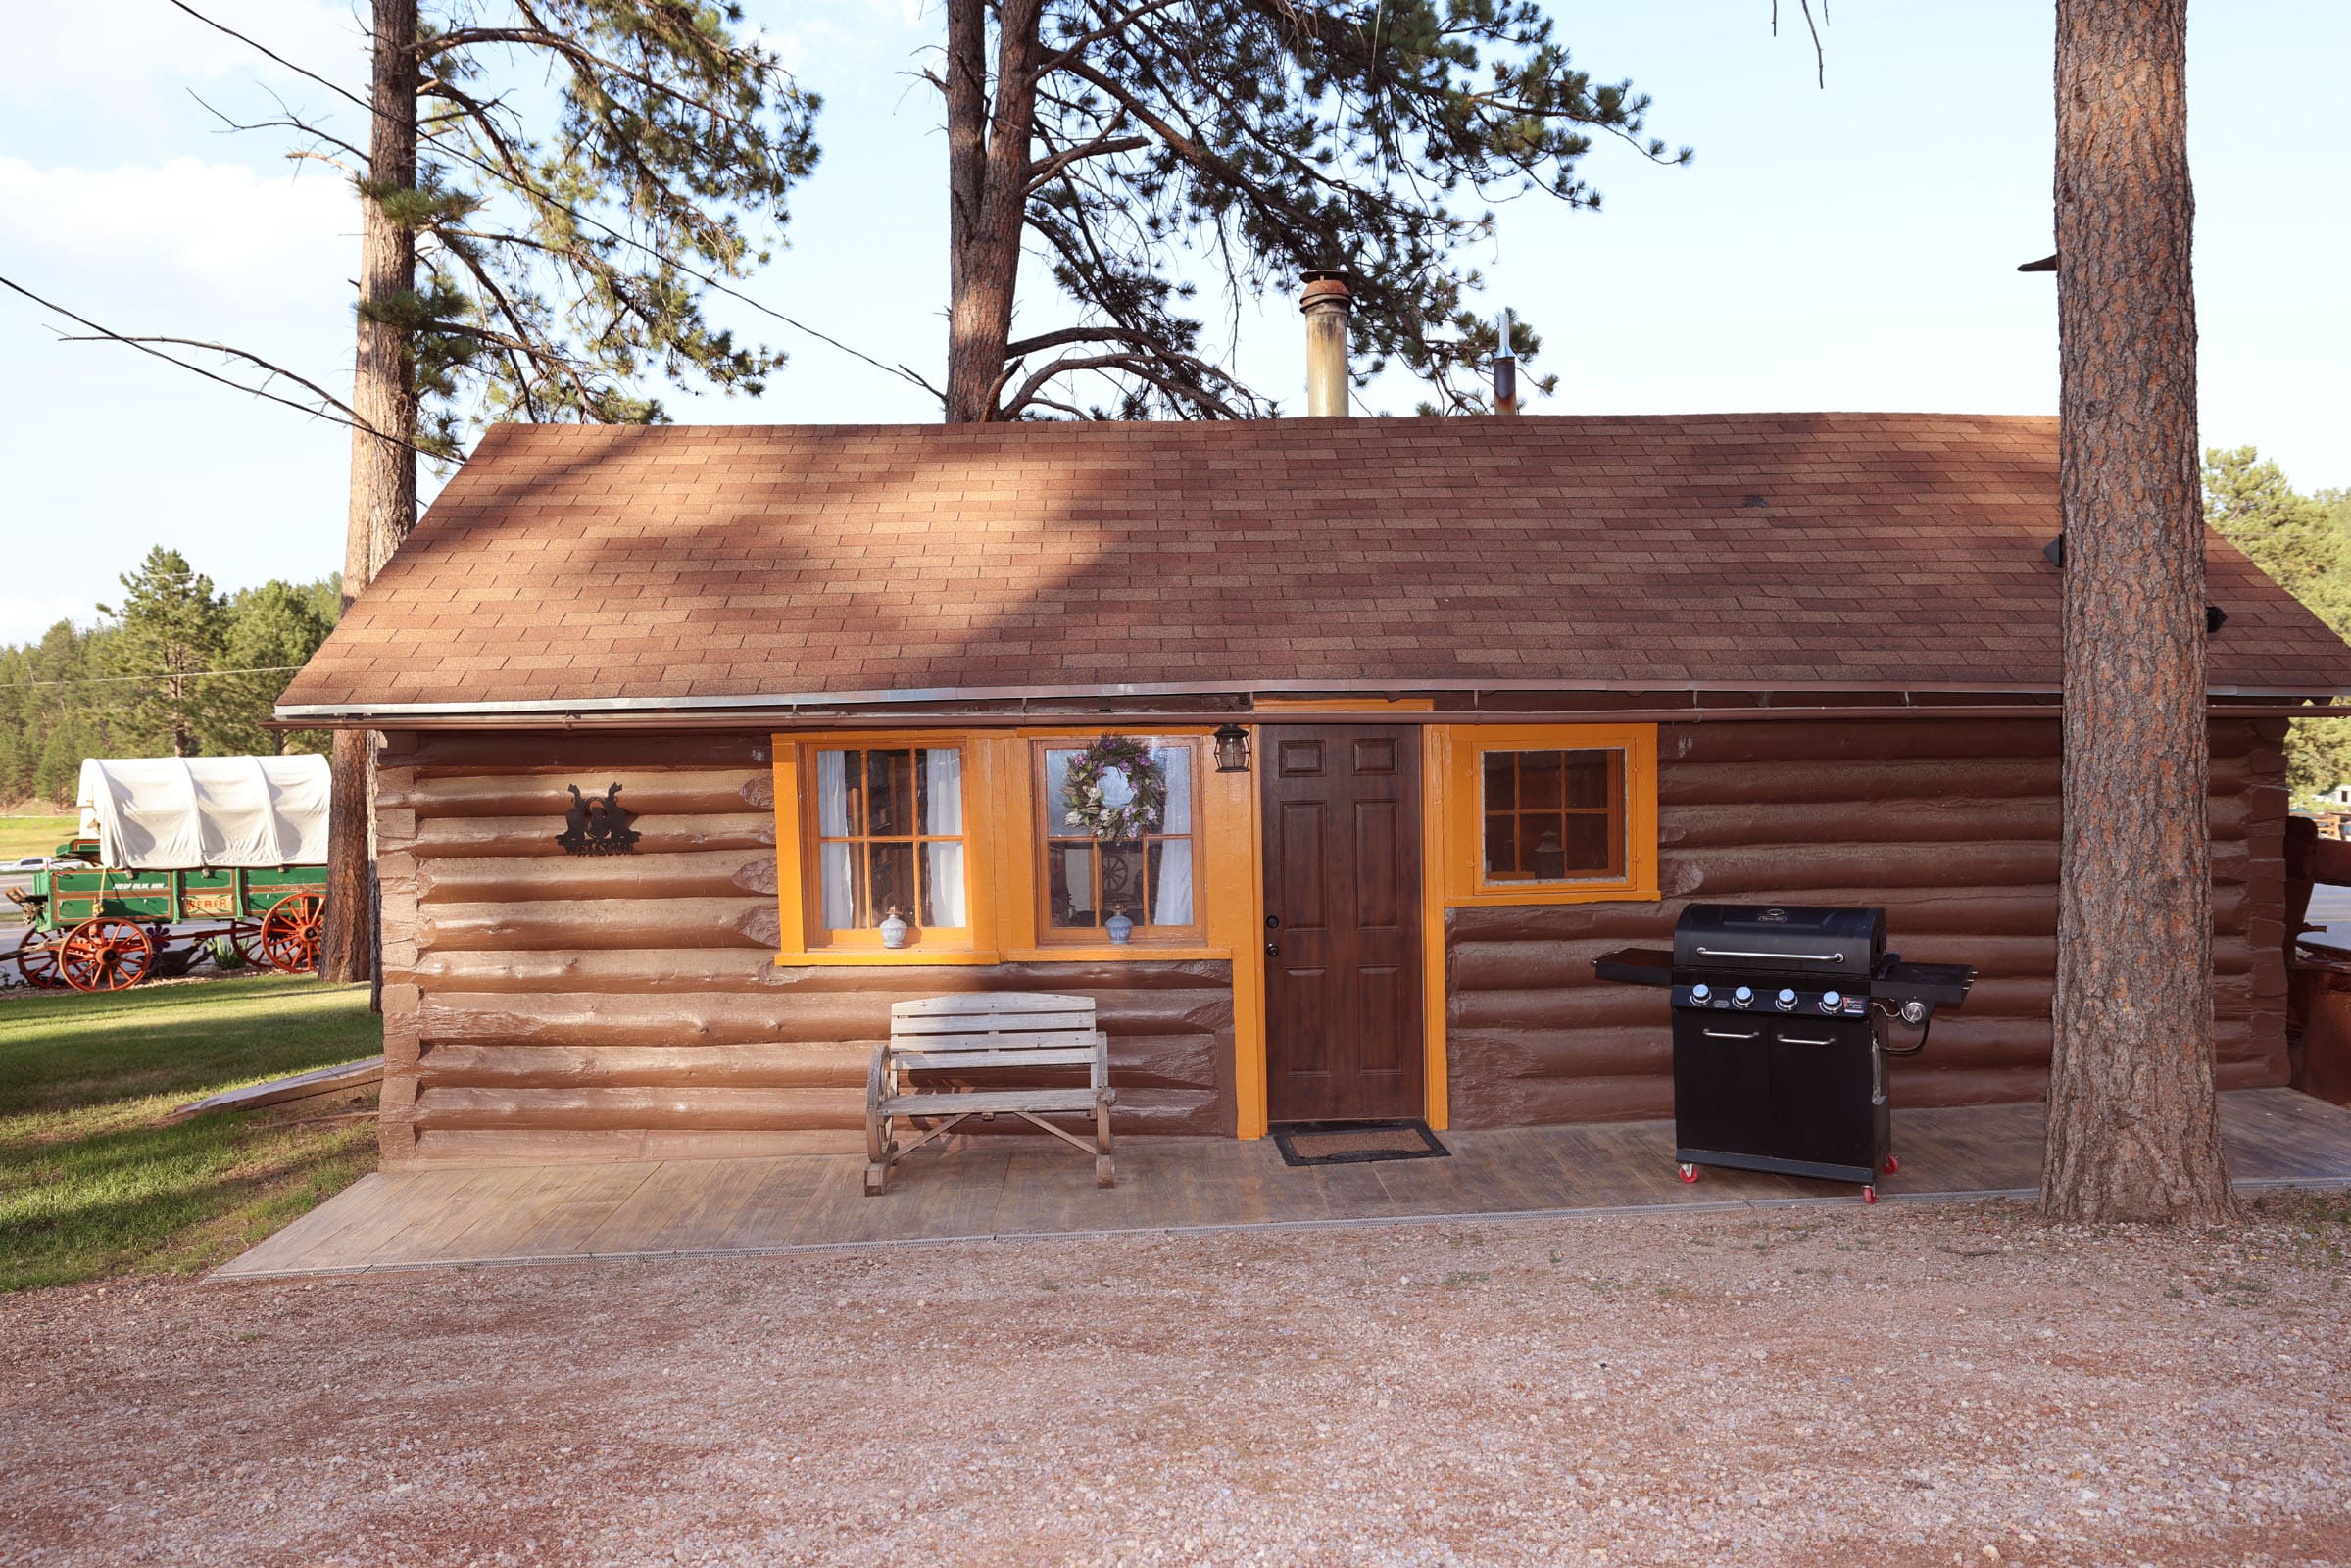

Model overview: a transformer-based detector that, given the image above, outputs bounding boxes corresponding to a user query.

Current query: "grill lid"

[1672,904,1886,979]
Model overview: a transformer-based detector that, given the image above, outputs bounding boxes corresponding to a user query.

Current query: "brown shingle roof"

[279,412,2351,714]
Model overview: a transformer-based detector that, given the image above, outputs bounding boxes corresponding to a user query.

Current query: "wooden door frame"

[1238,719,1448,1134]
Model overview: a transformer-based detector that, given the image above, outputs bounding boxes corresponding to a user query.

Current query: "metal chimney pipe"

[1493,308,1519,416]
[1299,270,1352,416]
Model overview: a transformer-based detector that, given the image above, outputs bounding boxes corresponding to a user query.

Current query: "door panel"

[1263,725,1424,1122]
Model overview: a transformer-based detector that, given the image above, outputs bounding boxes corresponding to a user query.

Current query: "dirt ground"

[3,1194,2349,1568]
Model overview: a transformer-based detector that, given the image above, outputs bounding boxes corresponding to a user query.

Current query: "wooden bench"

[864,992,1115,1196]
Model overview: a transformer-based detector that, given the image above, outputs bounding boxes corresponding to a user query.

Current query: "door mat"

[1272,1119,1450,1168]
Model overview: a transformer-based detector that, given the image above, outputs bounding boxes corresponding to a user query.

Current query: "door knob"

[1265,914,1281,929]
[1265,940,1281,957]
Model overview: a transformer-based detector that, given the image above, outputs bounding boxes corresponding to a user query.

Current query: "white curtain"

[922,748,966,925]
[1152,742,1194,925]
[815,751,853,929]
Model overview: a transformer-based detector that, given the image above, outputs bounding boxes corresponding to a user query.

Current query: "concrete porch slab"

[210,1088,2351,1283]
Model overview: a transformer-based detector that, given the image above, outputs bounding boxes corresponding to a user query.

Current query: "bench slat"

[880,1087,1106,1115]
[890,992,1090,1018]
[893,1048,1102,1070]
[893,1011,1096,1036]
[889,1029,1102,1052]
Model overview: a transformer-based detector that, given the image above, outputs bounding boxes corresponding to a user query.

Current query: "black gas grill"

[1594,905,1973,1200]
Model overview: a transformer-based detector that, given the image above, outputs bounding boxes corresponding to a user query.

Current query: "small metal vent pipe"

[1299,270,1352,416]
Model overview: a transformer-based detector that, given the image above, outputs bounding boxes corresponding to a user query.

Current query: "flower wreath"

[1061,734,1167,842]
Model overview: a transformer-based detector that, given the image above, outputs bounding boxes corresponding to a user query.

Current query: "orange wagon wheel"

[258,891,325,973]
[13,929,65,990]
[58,917,158,992]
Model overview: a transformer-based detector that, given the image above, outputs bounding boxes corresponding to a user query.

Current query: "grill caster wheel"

[1882,1155,1899,1175]
[1677,1163,1698,1184]
[1861,1185,1878,1204]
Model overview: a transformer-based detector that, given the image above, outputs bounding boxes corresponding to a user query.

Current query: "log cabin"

[278,364,2351,1170]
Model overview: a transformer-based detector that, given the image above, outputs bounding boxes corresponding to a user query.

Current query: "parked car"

[6,857,51,873]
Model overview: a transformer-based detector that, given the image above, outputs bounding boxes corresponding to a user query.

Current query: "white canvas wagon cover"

[75,756,331,870]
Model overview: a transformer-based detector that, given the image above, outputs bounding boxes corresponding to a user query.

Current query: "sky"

[1,0,2346,644]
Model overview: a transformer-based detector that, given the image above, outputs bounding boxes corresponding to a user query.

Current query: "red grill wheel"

[1883,1155,1899,1175]
[1862,1185,1878,1204]
[1677,1162,1698,1184]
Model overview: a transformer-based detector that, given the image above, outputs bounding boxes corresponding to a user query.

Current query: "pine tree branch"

[0,273,444,460]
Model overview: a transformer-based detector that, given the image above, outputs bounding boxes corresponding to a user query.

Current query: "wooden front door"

[1261,725,1424,1122]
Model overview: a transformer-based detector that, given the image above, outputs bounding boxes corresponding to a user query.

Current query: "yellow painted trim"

[772,949,1007,967]
[1004,946,1232,963]
[1420,729,1449,1132]
[1431,722,1662,907]
[1211,732,1267,1139]
[1251,696,1435,711]
[771,741,806,956]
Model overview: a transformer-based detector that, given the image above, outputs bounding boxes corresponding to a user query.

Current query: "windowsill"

[772,950,1004,967]
[772,945,1233,967]
[1005,945,1232,963]
[1445,885,1661,907]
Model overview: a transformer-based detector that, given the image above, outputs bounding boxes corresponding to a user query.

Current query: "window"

[1437,724,1658,905]
[1481,748,1625,883]
[810,746,969,939]
[1035,739,1200,942]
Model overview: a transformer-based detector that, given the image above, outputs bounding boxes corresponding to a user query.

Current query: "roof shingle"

[279,412,2351,713]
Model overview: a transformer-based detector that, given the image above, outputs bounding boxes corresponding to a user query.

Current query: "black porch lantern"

[1212,722,1251,774]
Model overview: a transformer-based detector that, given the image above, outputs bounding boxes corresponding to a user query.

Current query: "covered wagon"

[8,756,330,991]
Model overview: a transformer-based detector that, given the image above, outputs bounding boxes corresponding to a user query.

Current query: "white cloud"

[0,0,368,114]
[0,156,355,290]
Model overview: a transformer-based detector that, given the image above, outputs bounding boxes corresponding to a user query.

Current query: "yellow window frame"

[1430,722,1660,906]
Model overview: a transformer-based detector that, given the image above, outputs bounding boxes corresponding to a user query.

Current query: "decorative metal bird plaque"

[556,783,641,856]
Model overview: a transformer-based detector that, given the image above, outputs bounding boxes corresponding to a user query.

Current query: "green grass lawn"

[0,974,380,1291]
[0,813,78,860]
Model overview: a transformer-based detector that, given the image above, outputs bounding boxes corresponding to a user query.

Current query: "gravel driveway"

[4,1194,2349,1567]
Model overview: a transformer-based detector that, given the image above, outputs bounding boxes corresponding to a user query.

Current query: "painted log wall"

[375,734,1236,1168]
[1444,717,2291,1128]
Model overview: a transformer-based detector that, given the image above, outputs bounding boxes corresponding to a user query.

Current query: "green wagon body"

[9,838,329,991]
[23,840,328,935]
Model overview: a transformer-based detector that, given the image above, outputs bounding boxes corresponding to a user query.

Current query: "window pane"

[819,841,856,930]
[1044,749,1081,834]
[1484,814,1516,875]
[1561,750,1614,809]
[1158,744,1191,833]
[1561,813,1613,875]
[816,751,852,835]
[1519,751,1564,808]
[1520,814,1567,880]
[1099,840,1145,923]
[1482,751,1516,811]
[864,750,914,836]
[867,840,915,925]
[923,840,966,926]
[922,749,963,834]
[1148,840,1194,925]
[1050,841,1097,927]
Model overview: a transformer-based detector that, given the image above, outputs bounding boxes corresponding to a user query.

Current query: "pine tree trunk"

[2041,0,2234,1223]
[321,0,419,986]
[942,0,1042,422]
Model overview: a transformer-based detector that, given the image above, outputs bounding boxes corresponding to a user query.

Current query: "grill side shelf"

[1592,947,1675,987]
[1877,960,1976,1005]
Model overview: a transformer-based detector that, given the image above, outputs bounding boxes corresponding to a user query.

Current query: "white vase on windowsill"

[879,907,910,950]
[1104,905,1134,945]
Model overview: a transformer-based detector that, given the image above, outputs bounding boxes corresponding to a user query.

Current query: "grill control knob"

[1820,990,1844,1012]
[1690,984,1711,1002]
[1776,988,1797,1010]
[1733,986,1753,1006]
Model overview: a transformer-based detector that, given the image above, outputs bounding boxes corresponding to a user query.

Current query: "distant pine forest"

[4,447,2348,809]
[0,547,337,808]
